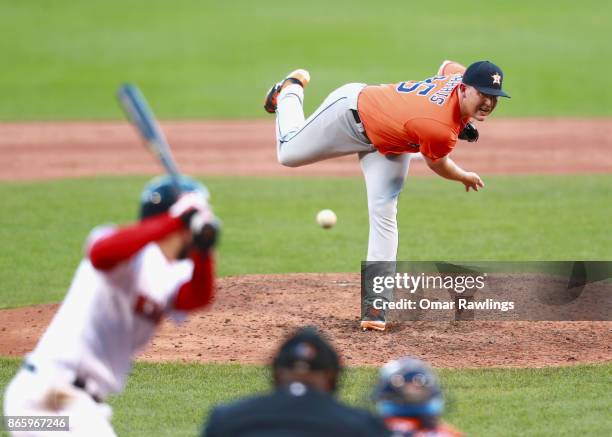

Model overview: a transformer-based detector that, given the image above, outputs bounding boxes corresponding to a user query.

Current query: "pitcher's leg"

[359,151,412,262]
[359,151,411,326]
[275,84,306,152]
[275,83,372,167]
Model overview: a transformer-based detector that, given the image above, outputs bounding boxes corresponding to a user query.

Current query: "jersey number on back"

[397,76,445,96]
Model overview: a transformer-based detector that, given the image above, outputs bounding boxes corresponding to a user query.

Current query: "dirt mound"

[1,273,610,368]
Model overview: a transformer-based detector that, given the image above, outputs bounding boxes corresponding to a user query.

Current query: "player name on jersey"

[429,74,463,106]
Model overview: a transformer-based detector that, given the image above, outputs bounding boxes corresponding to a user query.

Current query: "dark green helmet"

[139,175,209,219]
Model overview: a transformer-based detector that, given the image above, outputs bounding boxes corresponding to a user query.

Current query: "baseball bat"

[116,83,181,193]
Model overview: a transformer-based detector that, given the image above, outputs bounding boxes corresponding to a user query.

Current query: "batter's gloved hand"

[170,192,220,251]
[188,211,220,252]
[459,122,479,142]
[169,192,208,217]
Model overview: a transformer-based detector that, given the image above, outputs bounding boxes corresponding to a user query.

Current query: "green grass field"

[1,359,610,436]
[1,1,610,435]
[1,175,610,308]
[1,175,610,435]
[1,175,609,435]
[1,0,611,119]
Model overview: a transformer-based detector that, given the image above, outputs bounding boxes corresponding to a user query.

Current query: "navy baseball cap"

[462,61,510,98]
[273,326,341,372]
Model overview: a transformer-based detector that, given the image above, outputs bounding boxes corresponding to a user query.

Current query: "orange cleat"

[360,306,386,331]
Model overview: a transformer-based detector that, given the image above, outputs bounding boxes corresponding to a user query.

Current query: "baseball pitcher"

[3,176,218,436]
[264,60,509,331]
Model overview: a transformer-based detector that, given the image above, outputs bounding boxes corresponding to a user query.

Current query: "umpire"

[201,326,389,437]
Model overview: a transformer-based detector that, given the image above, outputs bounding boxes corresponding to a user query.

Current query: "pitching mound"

[1,273,610,368]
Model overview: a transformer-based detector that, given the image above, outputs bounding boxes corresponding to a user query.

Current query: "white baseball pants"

[276,83,412,263]
[3,368,116,437]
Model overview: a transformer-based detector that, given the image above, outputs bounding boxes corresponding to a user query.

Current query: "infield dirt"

[0,119,610,368]
[1,118,611,180]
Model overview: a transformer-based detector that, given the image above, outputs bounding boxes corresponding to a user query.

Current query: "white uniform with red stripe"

[3,213,214,436]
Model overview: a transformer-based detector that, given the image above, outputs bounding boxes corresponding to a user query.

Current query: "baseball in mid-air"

[316,209,337,229]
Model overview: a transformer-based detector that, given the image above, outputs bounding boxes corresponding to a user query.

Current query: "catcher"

[3,175,219,436]
[372,356,463,436]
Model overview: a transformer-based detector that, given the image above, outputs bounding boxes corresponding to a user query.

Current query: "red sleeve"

[88,213,185,271]
[404,118,457,161]
[173,251,215,311]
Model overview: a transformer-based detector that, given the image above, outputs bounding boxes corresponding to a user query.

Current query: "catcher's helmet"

[139,175,209,219]
[372,357,444,419]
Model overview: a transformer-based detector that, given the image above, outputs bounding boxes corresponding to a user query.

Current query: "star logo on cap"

[492,73,501,85]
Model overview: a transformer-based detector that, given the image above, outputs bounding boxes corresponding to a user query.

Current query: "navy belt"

[22,362,36,373]
[350,109,371,144]
[73,377,102,403]
[23,362,102,403]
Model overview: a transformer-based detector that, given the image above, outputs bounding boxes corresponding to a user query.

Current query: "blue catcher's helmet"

[139,175,209,219]
[372,357,444,419]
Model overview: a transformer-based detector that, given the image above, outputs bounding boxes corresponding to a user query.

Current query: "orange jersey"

[358,62,467,161]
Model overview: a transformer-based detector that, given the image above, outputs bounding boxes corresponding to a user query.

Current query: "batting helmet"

[139,175,209,219]
[372,357,444,419]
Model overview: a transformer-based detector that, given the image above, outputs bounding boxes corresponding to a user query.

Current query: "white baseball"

[316,209,337,229]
